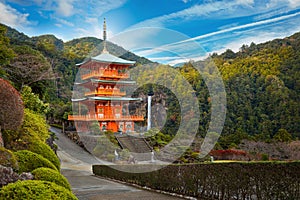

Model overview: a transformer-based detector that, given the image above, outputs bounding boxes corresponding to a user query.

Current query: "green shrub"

[27,140,60,170]
[3,131,60,170]
[21,109,50,141]
[3,109,50,146]
[14,150,57,173]
[32,167,71,190]
[0,180,77,199]
[0,147,18,171]
[261,153,269,161]
[119,149,130,160]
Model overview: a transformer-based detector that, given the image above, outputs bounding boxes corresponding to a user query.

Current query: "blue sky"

[1,0,300,65]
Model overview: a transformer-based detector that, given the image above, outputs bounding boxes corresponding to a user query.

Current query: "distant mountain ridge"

[2,23,153,65]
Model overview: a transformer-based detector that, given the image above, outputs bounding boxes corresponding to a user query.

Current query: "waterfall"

[147,95,152,131]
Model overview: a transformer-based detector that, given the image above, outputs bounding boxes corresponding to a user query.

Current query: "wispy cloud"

[54,23,62,27]
[3,0,127,40]
[267,0,300,8]
[75,25,102,40]
[288,0,300,7]
[55,0,74,17]
[129,10,300,65]
[0,2,31,29]
[171,11,300,45]
[129,0,300,30]
[6,0,128,18]
[288,0,300,8]
[52,16,74,26]
[75,0,127,18]
[129,0,256,29]
[85,17,98,24]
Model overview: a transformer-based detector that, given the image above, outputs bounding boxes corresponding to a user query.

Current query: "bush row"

[27,140,60,170]
[1,149,74,198]
[14,150,58,173]
[93,162,300,199]
[32,167,71,190]
[0,180,77,200]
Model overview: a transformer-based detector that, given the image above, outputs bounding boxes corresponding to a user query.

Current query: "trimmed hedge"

[32,167,71,190]
[0,147,18,171]
[14,150,58,173]
[27,140,60,170]
[0,180,77,199]
[93,162,300,199]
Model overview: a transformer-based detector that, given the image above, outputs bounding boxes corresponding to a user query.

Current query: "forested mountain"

[64,37,151,64]
[212,32,300,145]
[132,32,299,150]
[0,23,299,152]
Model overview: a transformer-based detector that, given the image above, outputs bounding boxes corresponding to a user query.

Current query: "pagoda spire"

[102,18,108,53]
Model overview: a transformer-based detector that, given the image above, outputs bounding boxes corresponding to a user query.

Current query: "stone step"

[115,135,153,161]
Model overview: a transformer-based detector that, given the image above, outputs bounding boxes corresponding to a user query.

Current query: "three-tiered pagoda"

[68,19,144,133]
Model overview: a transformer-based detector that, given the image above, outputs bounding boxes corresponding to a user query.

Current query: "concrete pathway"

[51,127,184,200]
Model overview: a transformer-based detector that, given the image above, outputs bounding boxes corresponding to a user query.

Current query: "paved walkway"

[51,127,184,200]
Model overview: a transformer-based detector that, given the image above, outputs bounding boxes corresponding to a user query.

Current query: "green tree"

[0,25,14,75]
[3,45,54,89]
[21,86,50,115]
[273,128,292,142]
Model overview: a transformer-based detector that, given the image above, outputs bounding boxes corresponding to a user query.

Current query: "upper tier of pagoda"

[77,52,135,67]
[74,50,137,98]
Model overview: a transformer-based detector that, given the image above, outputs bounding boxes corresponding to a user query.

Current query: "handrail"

[68,114,144,121]
[82,71,129,80]
[85,90,126,96]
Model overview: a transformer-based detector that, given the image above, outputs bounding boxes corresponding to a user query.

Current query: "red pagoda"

[68,19,144,133]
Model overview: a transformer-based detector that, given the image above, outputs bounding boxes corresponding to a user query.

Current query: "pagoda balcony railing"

[68,114,144,121]
[82,71,129,80]
[85,89,126,96]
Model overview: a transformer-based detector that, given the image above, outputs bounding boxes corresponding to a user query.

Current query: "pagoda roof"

[71,96,142,102]
[77,52,135,66]
[74,79,136,85]
[91,79,136,84]
[89,96,142,101]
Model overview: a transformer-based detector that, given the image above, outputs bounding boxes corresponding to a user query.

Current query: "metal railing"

[82,71,129,80]
[68,114,144,121]
[85,89,126,96]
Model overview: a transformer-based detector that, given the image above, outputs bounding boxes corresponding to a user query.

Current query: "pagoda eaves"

[71,96,142,102]
[76,52,135,66]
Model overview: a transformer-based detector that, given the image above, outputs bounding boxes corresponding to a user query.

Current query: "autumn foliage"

[209,149,249,161]
[0,78,24,131]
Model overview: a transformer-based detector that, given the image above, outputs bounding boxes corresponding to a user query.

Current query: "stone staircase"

[115,135,153,161]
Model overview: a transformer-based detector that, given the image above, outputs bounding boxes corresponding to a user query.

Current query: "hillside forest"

[0,23,299,162]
